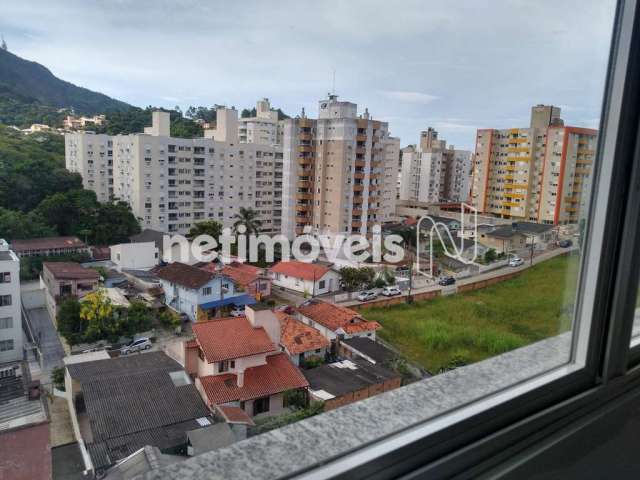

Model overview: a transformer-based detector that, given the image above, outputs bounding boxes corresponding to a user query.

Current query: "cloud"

[381,91,439,105]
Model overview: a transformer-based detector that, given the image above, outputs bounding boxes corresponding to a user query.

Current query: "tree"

[187,220,223,240]
[158,309,181,330]
[233,207,263,235]
[484,248,497,264]
[125,301,153,336]
[51,367,65,391]
[57,297,82,346]
[0,208,55,241]
[80,290,117,343]
[339,266,377,291]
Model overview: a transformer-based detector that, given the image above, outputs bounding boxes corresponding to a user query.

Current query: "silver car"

[120,337,152,355]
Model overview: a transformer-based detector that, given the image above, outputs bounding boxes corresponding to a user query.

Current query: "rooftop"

[297,300,381,334]
[340,337,399,365]
[156,262,214,289]
[192,316,277,363]
[11,236,86,252]
[275,311,330,355]
[270,261,332,281]
[67,351,213,471]
[485,222,555,239]
[129,229,165,251]
[198,352,309,405]
[43,261,100,281]
[216,406,255,426]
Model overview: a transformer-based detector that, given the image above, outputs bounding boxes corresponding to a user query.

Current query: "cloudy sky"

[1,0,616,149]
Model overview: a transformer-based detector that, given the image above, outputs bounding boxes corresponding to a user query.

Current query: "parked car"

[438,276,456,286]
[229,306,245,317]
[558,239,573,248]
[508,257,524,267]
[381,286,402,296]
[357,290,378,302]
[120,337,152,355]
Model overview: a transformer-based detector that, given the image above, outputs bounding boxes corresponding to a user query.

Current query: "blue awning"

[199,294,256,310]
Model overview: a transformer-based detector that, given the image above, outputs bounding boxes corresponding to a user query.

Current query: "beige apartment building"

[281,95,399,239]
[66,107,283,235]
[238,98,284,146]
[399,127,473,204]
[470,105,597,225]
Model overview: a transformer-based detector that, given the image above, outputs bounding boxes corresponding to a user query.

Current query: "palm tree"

[187,220,223,240]
[233,207,263,235]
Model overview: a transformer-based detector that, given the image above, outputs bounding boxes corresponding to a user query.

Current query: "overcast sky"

[1,0,616,149]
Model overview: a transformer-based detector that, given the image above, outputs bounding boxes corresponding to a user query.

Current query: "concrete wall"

[21,287,46,310]
[319,377,402,411]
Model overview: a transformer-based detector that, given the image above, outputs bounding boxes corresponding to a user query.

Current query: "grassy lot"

[361,254,579,373]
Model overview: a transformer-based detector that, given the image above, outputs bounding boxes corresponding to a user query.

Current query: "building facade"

[0,240,22,364]
[66,107,283,235]
[399,128,473,204]
[281,95,400,239]
[238,98,283,146]
[469,105,598,224]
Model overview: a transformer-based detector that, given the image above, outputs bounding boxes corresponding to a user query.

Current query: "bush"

[158,309,181,330]
[51,366,65,391]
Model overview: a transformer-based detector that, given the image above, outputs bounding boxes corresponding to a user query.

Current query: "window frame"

[293,1,640,478]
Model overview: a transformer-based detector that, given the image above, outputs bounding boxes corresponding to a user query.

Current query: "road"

[337,246,576,308]
[26,307,65,382]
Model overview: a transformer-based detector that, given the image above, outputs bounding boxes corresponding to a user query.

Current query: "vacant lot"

[361,254,579,373]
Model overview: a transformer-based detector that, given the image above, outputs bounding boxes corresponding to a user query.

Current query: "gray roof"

[186,424,236,456]
[68,352,213,471]
[486,222,554,239]
[129,229,165,251]
[304,358,400,397]
[340,338,398,365]
[103,446,185,480]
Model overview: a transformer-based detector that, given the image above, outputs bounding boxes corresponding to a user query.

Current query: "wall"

[319,377,402,411]
[0,251,21,363]
[110,242,158,270]
[21,287,45,309]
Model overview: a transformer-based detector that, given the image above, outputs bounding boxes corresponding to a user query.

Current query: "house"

[200,261,272,299]
[110,241,159,270]
[338,337,399,365]
[303,358,401,411]
[156,262,255,321]
[296,300,381,342]
[0,362,51,480]
[41,262,100,322]
[64,351,221,476]
[274,311,330,367]
[10,236,90,257]
[185,304,309,418]
[479,222,556,254]
[269,261,341,295]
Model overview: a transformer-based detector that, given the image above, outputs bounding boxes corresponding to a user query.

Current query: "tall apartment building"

[470,105,597,224]
[0,240,22,364]
[66,107,284,235]
[238,98,284,146]
[398,128,473,204]
[281,95,400,239]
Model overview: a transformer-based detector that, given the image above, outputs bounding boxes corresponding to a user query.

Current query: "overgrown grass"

[362,254,579,373]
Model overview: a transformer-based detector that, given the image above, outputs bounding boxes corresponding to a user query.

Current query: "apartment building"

[66,107,284,235]
[0,240,22,364]
[238,98,283,146]
[470,105,597,224]
[399,128,473,204]
[281,95,399,239]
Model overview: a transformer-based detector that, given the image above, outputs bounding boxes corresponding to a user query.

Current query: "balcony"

[298,157,312,166]
[297,192,313,200]
[354,171,365,180]
[355,159,366,168]
[506,146,530,153]
[352,220,362,228]
[504,182,528,189]
[298,145,314,153]
[353,184,364,192]
[299,132,312,141]
[356,134,367,142]
[297,180,312,189]
[296,204,312,212]
[504,192,525,199]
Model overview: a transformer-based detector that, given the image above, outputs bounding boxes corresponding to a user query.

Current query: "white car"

[381,286,401,297]
[120,337,152,355]
[509,257,524,267]
[229,306,245,317]
[357,291,378,302]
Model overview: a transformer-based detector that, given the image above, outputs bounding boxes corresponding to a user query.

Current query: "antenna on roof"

[1,35,7,51]
[331,68,336,95]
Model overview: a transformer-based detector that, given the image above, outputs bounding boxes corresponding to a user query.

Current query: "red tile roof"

[297,300,381,334]
[43,262,100,281]
[11,236,86,253]
[270,261,332,281]
[275,311,330,355]
[216,405,255,426]
[221,265,260,287]
[185,339,199,349]
[156,262,214,289]
[199,353,309,405]
[0,422,51,480]
[192,316,277,363]
[91,246,111,261]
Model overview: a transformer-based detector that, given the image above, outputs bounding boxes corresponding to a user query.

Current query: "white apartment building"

[281,95,400,239]
[238,98,284,146]
[399,128,473,204]
[66,108,283,235]
[0,240,22,364]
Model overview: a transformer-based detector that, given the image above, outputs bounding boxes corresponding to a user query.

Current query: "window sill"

[144,333,573,480]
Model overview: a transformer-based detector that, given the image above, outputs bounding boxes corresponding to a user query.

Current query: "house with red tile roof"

[269,260,340,295]
[274,311,330,366]
[199,261,271,299]
[41,262,100,322]
[296,300,381,342]
[185,304,309,418]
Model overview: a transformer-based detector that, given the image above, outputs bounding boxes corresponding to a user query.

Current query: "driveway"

[26,307,65,377]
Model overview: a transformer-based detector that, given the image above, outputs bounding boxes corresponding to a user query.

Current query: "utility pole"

[407,250,414,304]
[529,236,535,266]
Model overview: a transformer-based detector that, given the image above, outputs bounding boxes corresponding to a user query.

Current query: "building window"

[0,295,11,307]
[0,317,12,329]
[218,360,230,372]
[202,287,212,295]
[318,280,326,289]
[0,339,14,352]
[253,396,270,415]
[0,272,11,283]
